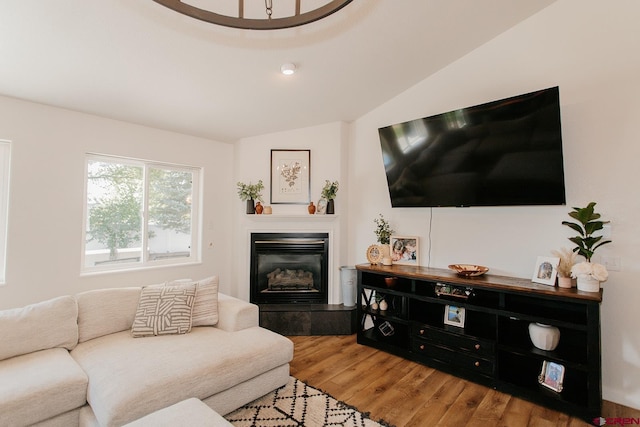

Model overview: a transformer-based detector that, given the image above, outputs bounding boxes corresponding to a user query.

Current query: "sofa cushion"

[123,398,232,427]
[76,287,142,343]
[167,275,219,326]
[131,283,197,337]
[0,348,88,426]
[0,296,78,361]
[71,327,293,427]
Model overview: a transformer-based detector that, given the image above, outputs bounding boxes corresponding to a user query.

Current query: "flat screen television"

[378,86,566,207]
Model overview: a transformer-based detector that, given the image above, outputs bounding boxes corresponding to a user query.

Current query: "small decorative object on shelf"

[448,264,489,277]
[263,205,272,214]
[373,214,394,246]
[315,199,327,214]
[307,201,316,214]
[435,283,472,300]
[443,305,465,328]
[552,247,577,288]
[538,360,565,393]
[528,322,560,351]
[366,244,383,265]
[236,180,264,214]
[378,321,395,337]
[562,202,612,292]
[321,180,339,214]
[255,202,263,214]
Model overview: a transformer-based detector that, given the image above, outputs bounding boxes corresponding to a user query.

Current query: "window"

[83,154,201,272]
[0,141,10,284]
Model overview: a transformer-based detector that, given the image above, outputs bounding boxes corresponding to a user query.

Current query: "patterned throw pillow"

[166,276,219,327]
[131,284,197,337]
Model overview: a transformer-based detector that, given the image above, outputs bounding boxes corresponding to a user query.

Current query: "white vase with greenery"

[236,180,264,214]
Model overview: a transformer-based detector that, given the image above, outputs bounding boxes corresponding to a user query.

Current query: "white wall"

[232,122,348,303]
[0,95,234,309]
[347,0,640,409]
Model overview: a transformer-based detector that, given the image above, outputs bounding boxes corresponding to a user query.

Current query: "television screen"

[378,87,566,207]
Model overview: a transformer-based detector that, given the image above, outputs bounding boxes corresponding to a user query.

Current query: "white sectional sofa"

[0,277,294,427]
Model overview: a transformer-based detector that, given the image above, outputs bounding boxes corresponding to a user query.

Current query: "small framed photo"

[538,360,564,392]
[270,149,310,204]
[532,256,560,286]
[443,304,465,328]
[389,236,419,265]
[315,198,327,214]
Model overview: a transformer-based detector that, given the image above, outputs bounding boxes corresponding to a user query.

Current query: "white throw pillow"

[0,296,78,361]
[131,284,197,337]
[166,276,219,326]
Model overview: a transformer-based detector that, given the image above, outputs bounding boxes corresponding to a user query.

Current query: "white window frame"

[0,141,10,284]
[82,154,202,274]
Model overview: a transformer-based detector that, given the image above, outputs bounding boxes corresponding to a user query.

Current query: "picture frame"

[389,236,419,265]
[532,256,560,286]
[538,360,565,392]
[443,304,465,328]
[315,198,327,214]
[270,149,310,204]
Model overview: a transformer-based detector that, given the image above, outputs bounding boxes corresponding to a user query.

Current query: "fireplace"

[250,232,329,304]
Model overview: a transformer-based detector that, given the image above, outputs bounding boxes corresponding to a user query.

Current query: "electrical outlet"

[602,256,621,271]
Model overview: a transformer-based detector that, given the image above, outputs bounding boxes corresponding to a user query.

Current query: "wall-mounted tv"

[378,86,566,208]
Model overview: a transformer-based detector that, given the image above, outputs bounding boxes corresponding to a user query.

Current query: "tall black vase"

[326,199,335,214]
[246,199,255,214]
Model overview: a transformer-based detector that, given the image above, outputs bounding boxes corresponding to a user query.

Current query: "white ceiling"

[0,1,556,142]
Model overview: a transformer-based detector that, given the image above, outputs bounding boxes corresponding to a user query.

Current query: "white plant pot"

[528,322,561,351]
[577,276,600,292]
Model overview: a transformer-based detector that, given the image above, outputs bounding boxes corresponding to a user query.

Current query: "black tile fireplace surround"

[250,232,329,305]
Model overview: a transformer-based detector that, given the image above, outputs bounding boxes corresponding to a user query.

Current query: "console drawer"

[412,340,494,376]
[413,323,495,358]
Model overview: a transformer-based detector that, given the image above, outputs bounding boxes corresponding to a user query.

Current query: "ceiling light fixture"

[280,63,296,75]
[152,0,353,30]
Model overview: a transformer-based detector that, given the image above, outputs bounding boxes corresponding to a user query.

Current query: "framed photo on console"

[532,256,560,286]
[270,149,310,204]
[389,236,419,265]
[538,360,564,392]
[443,304,465,328]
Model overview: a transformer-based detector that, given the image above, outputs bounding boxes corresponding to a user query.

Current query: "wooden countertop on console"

[356,263,603,303]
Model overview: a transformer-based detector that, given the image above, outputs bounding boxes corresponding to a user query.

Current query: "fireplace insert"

[250,232,329,304]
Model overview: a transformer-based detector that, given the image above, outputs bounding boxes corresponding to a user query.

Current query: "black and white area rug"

[225,377,394,427]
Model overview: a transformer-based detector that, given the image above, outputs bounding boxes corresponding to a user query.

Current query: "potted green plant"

[561,202,611,291]
[373,214,394,261]
[237,180,264,214]
[321,180,339,214]
[373,214,394,245]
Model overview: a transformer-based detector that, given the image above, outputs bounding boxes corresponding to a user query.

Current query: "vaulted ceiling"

[0,1,555,142]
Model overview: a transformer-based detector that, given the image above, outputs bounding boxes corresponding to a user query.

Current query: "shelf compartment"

[503,294,587,325]
[360,320,409,350]
[361,272,412,293]
[410,299,496,340]
[497,351,589,408]
[497,317,588,366]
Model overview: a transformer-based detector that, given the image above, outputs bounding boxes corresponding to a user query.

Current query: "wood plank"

[288,335,612,427]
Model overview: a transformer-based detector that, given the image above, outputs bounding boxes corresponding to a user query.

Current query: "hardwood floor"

[288,335,637,427]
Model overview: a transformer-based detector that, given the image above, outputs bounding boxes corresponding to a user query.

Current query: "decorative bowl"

[384,277,398,288]
[448,264,489,277]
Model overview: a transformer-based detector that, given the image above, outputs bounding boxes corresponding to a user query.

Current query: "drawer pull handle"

[419,329,425,335]
[474,344,481,350]
[474,361,480,367]
[419,344,425,351]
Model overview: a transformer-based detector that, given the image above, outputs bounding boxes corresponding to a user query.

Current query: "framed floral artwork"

[270,149,310,204]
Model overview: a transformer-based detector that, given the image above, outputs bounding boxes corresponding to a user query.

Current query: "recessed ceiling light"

[281,63,296,75]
